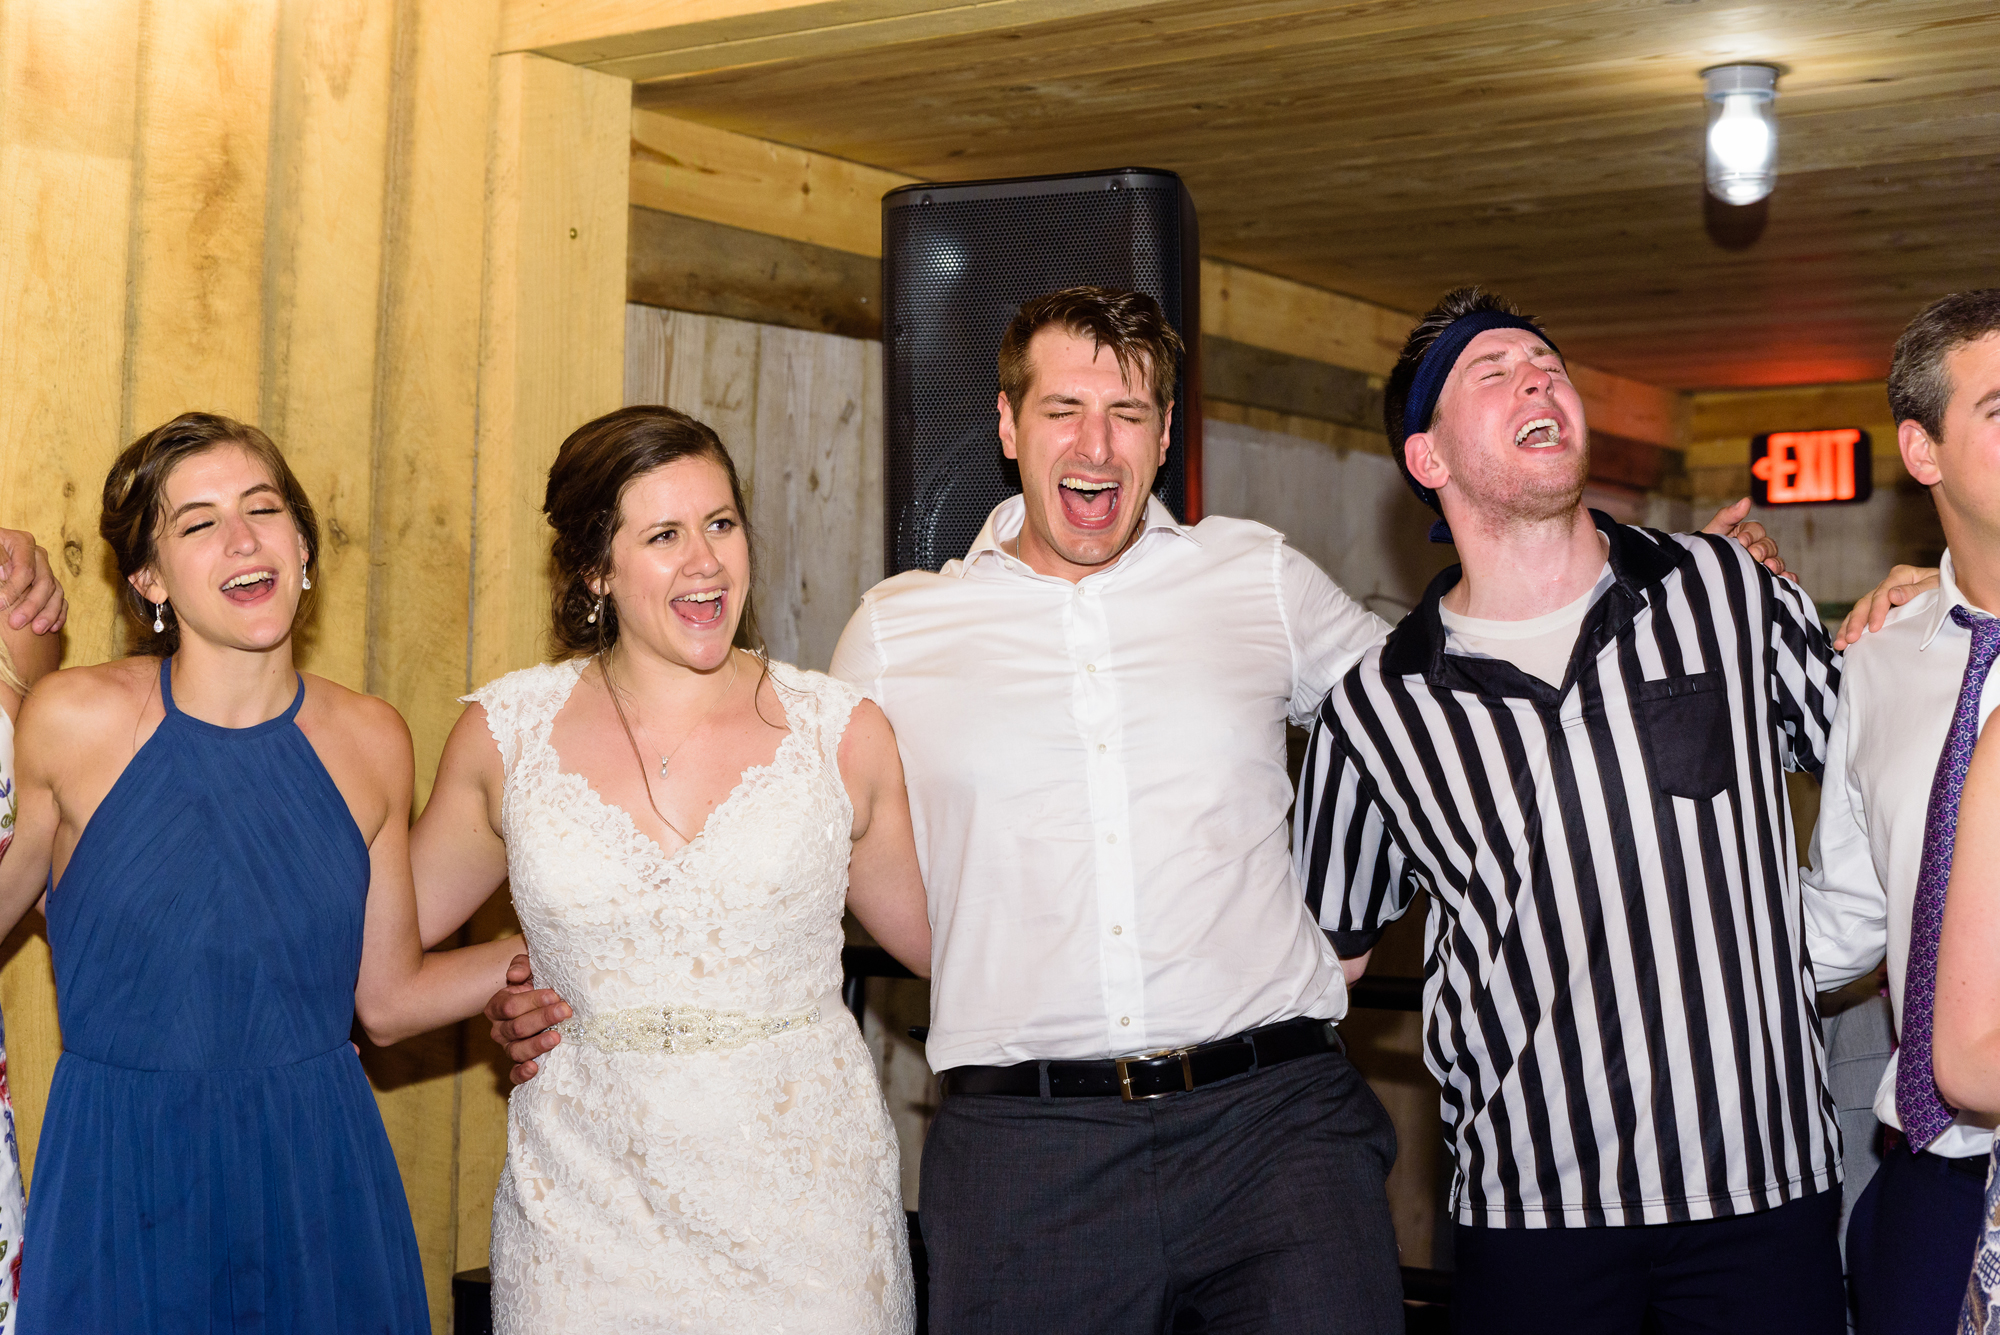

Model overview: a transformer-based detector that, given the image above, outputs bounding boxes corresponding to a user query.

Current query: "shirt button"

[1120,1016,1131,1027]
[1097,742,1106,753]
[1112,925,1123,935]
[1106,833,1117,844]
[1086,663,1097,672]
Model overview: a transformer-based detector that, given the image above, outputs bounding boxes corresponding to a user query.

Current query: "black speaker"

[882,168,1201,576]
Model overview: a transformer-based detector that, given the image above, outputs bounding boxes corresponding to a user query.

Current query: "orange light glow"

[1750,429,1871,505]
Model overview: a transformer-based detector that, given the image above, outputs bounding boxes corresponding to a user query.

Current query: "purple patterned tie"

[1899,604,2000,1151]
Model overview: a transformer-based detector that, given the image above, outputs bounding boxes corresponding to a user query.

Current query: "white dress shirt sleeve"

[1801,677,1890,990]
[828,597,884,702]
[1278,543,1393,727]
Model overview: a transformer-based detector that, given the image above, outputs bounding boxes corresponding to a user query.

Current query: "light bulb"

[1702,65,1779,206]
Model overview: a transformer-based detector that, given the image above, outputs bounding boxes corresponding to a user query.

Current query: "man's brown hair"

[996,286,1182,418]
[1888,289,2000,445]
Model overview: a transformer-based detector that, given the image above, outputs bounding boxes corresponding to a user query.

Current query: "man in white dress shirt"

[829,287,1407,1333]
[1804,289,2000,1335]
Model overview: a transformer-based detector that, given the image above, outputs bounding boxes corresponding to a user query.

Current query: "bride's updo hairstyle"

[545,405,763,661]
[101,412,321,657]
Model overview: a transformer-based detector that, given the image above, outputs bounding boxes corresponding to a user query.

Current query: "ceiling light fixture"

[1702,64,1780,205]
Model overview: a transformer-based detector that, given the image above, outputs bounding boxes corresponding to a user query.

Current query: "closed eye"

[182,520,214,536]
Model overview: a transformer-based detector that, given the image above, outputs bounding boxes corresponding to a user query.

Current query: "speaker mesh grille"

[884,179,1191,575]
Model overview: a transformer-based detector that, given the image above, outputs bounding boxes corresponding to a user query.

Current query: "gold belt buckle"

[1116,1046,1197,1102]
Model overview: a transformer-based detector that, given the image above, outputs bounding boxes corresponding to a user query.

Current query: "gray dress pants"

[919,1049,1404,1335]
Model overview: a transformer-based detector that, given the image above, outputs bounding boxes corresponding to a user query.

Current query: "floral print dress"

[0,705,26,1331]
[1963,1147,2000,1334]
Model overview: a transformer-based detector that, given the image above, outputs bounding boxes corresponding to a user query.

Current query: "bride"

[410,406,929,1332]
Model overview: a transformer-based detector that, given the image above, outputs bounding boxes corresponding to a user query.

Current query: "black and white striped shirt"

[1296,514,1843,1229]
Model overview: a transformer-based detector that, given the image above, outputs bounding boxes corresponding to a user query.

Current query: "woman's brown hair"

[100,412,321,657]
[544,405,762,660]
[545,406,768,840]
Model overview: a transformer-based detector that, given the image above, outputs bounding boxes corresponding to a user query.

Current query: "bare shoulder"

[303,673,407,733]
[301,675,413,774]
[836,696,898,771]
[21,658,156,741]
[437,698,504,776]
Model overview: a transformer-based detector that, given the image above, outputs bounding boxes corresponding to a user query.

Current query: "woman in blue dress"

[0,412,521,1332]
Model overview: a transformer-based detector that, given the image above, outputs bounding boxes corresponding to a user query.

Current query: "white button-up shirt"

[831,495,1389,1071]
[1805,548,1999,1158]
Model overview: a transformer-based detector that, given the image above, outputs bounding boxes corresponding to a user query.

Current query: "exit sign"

[1750,429,1873,506]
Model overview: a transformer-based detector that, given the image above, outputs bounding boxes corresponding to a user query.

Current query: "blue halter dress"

[19,660,429,1332]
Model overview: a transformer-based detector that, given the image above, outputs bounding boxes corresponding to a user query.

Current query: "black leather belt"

[937,1016,1342,1102]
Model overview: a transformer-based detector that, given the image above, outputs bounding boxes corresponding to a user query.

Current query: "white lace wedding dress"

[471,658,915,1334]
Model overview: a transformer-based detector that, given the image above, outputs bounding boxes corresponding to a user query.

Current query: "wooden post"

[456,48,630,1276]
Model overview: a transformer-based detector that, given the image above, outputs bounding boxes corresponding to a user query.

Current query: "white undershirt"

[1438,563,1615,687]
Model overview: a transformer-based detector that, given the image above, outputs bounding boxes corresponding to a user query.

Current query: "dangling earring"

[153,601,166,634]
[301,571,312,591]
[586,597,602,625]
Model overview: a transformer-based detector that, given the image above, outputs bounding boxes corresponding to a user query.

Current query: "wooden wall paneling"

[465,51,630,1281]
[0,0,147,1189]
[261,0,398,692]
[354,0,505,1322]
[624,301,672,405]
[660,308,764,474]
[624,306,884,672]
[749,323,875,671]
[122,0,278,433]
[860,336,884,603]
[370,0,495,808]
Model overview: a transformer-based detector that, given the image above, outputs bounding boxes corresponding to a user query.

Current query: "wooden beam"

[632,107,912,258]
[462,49,632,1283]
[502,0,1168,81]
[629,207,882,338]
[476,53,631,685]
[1566,363,1687,452]
[1688,382,1894,445]
[1203,336,1380,434]
[629,110,1687,448]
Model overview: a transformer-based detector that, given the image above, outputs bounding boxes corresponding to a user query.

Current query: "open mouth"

[1514,417,1563,450]
[1058,476,1121,530]
[670,587,727,629]
[220,569,277,605]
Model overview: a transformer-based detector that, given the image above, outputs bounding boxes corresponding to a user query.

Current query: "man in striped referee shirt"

[1296,288,1848,1333]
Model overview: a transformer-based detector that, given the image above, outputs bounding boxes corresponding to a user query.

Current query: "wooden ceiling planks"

[628,0,2000,389]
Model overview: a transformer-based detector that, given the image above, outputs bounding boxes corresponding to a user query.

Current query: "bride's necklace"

[644,650,742,780]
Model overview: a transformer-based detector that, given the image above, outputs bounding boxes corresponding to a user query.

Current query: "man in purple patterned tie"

[1805,288,2000,1335]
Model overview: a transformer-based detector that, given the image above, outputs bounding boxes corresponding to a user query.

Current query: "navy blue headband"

[1398,310,1562,540]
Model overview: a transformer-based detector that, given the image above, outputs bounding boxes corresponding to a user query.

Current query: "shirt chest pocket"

[1631,670,1733,800]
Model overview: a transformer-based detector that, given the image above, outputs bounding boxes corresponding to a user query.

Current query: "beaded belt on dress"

[557,999,820,1054]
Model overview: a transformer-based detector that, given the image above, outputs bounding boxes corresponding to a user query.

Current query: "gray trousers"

[918,1049,1404,1335]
